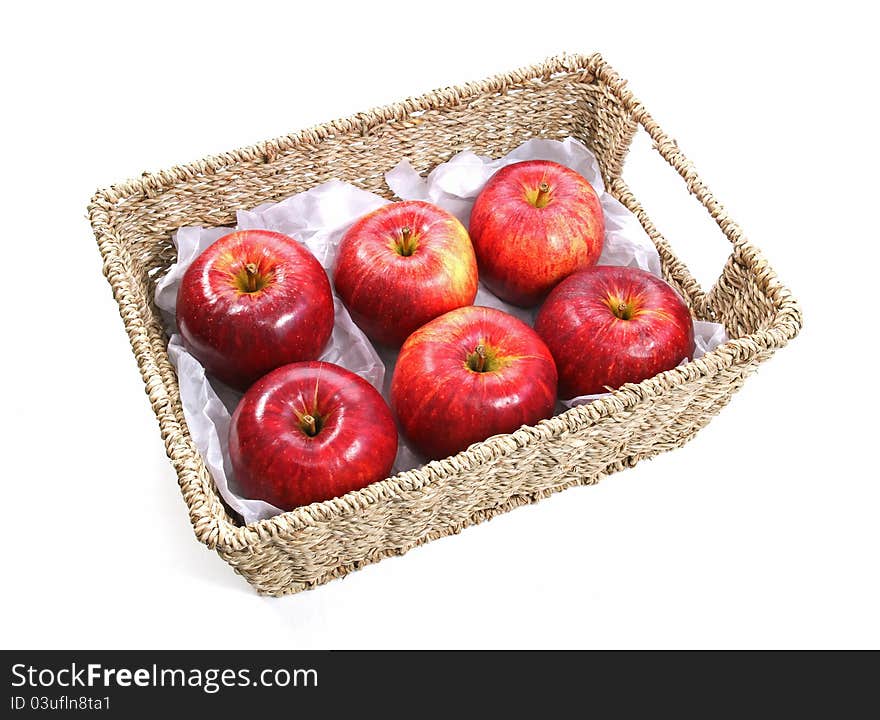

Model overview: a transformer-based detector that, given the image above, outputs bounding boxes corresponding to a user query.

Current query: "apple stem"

[301,414,318,437]
[535,182,551,208]
[617,302,631,320]
[472,345,487,373]
[399,226,415,256]
[245,263,259,293]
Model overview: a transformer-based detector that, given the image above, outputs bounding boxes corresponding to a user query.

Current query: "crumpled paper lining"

[155,138,728,524]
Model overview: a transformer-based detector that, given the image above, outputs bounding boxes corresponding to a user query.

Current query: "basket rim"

[91,52,605,206]
[88,52,803,552]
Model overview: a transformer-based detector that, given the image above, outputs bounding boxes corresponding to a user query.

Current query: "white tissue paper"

[155,137,728,524]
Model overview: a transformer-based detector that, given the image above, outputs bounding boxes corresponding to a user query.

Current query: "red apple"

[229,361,398,510]
[534,266,695,398]
[469,159,604,307]
[333,200,478,347]
[176,229,334,391]
[391,306,557,460]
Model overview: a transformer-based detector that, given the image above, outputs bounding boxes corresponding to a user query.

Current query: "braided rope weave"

[88,54,802,595]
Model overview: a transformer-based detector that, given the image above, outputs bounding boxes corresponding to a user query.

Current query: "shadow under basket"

[88,53,802,596]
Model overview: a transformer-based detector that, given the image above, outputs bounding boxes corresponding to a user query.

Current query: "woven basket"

[88,53,802,596]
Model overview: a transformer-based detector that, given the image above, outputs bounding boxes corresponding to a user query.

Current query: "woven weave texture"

[88,53,802,596]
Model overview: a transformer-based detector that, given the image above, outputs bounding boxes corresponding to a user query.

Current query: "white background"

[2,1,877,649]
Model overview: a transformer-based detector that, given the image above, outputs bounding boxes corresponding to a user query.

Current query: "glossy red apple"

[333,200,478,347]
[535,266,695,398]
[469,159,604,307]
[391,306,557,460]
[229,361,398,510]
[176,229,334,391]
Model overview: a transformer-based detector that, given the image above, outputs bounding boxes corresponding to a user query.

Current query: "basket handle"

[590,60,747,251]
[586,54,802,348]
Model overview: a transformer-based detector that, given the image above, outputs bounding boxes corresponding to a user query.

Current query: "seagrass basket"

[88,53,802,596]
